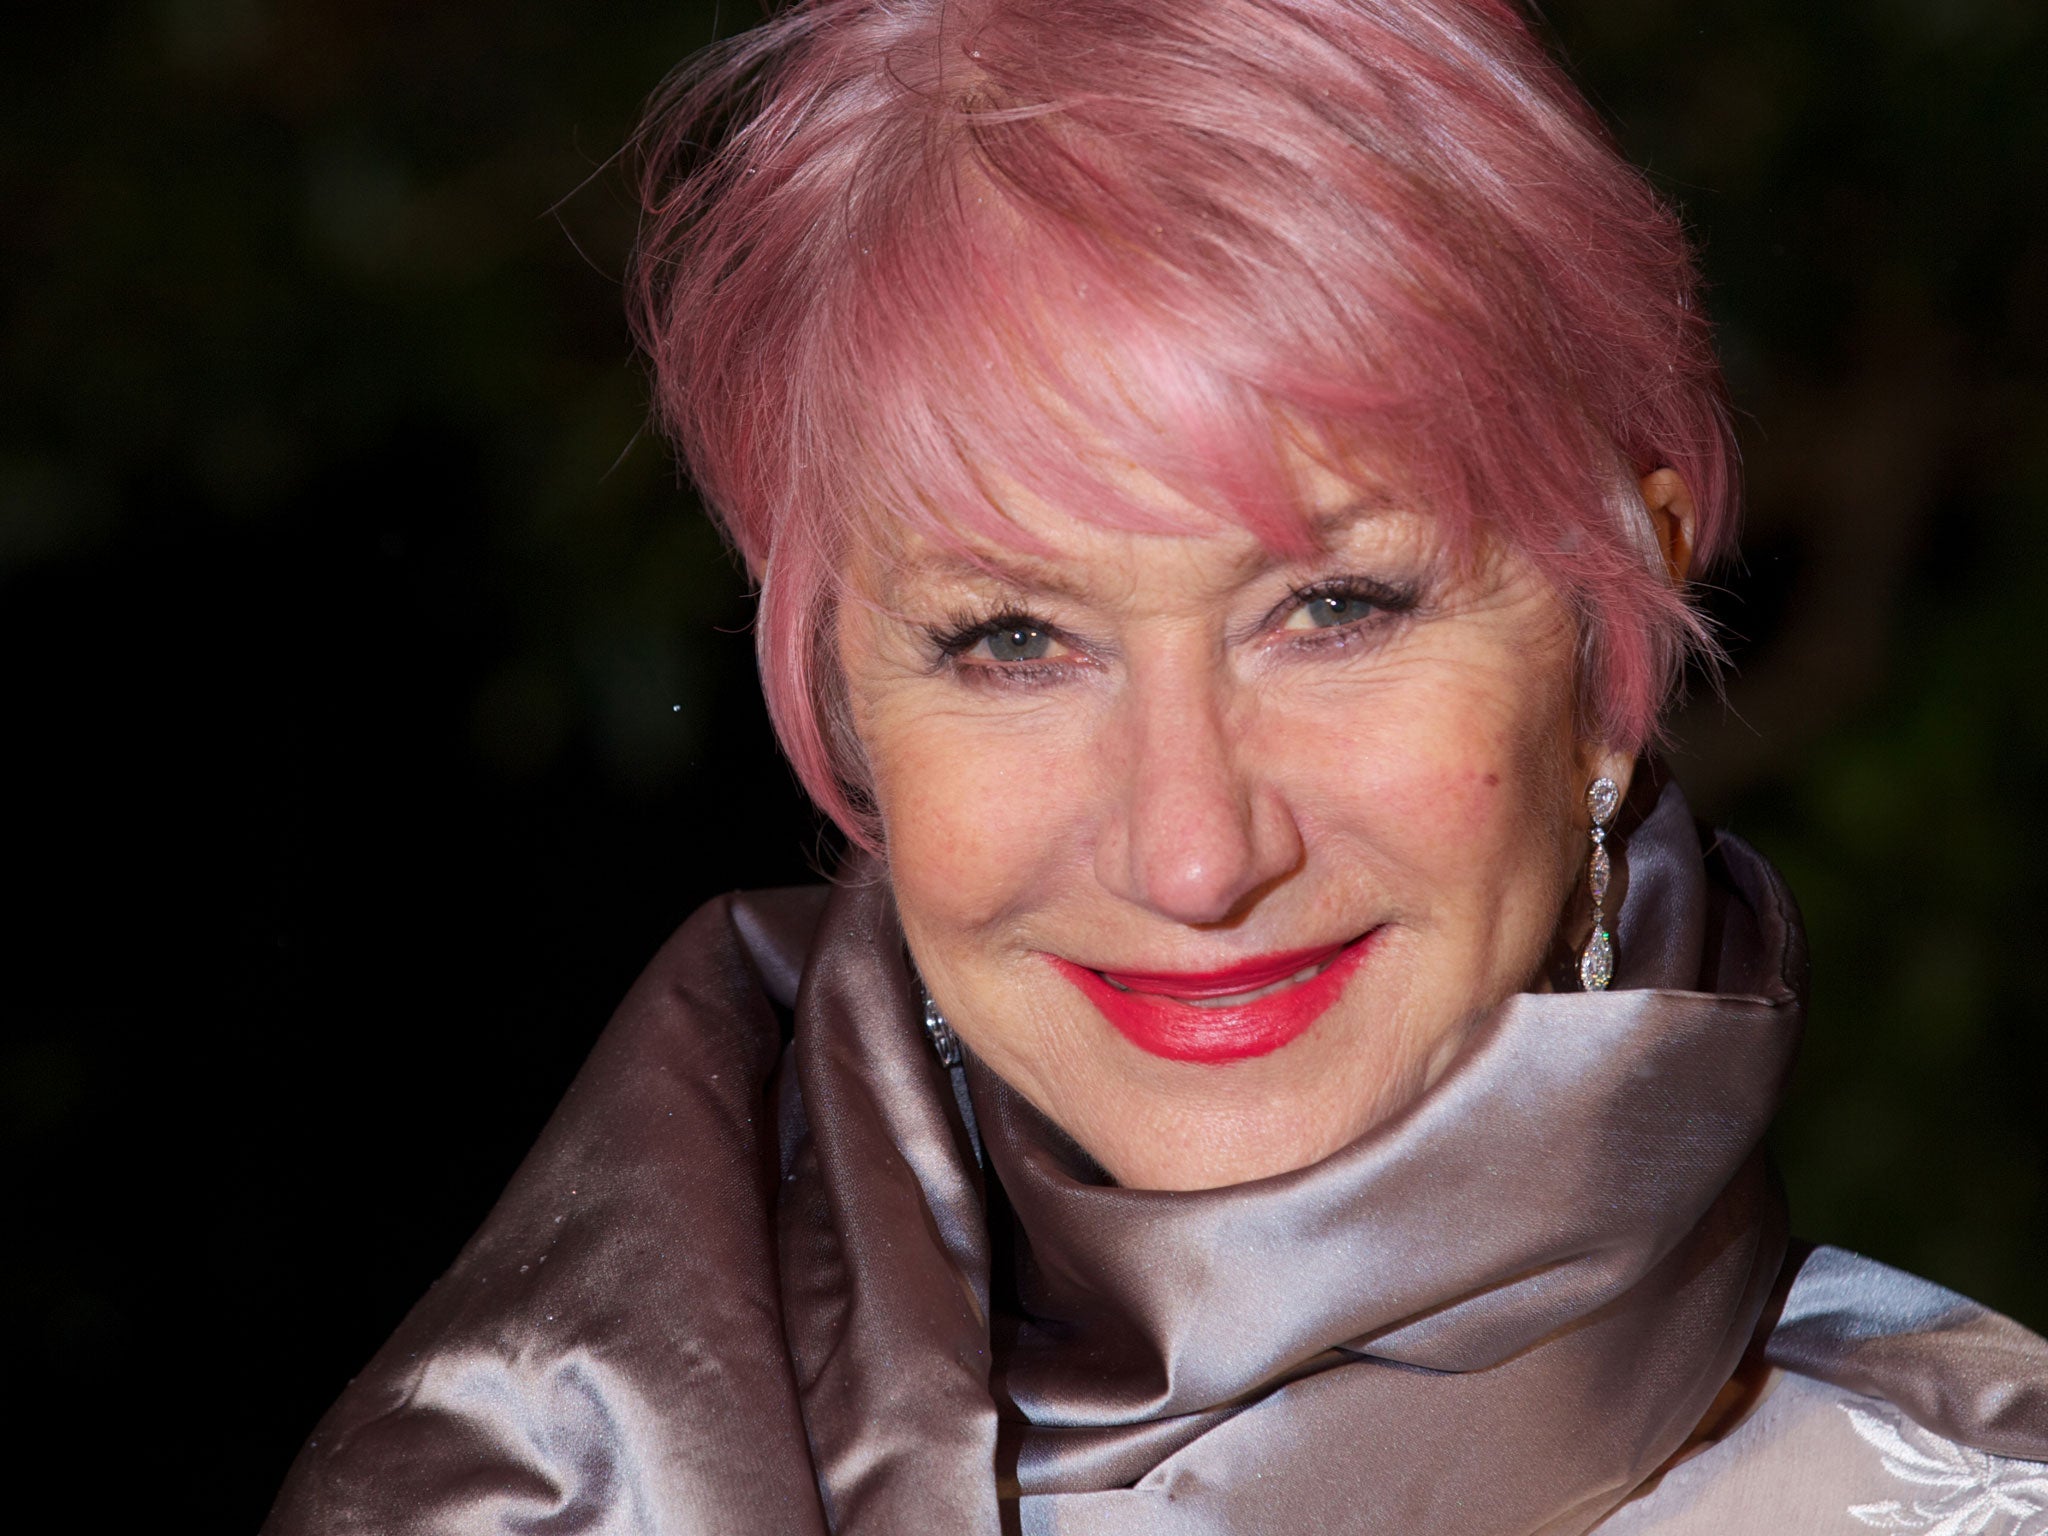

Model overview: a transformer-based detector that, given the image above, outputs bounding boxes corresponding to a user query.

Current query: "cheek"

[864,706,1086,940]
[1269,654,1577,904]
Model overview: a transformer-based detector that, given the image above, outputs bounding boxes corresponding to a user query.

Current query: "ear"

[1638,468,1697,587]
[1576,470,1699,807]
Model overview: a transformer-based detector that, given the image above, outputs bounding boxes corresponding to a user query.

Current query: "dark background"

[4,0,2043,1525]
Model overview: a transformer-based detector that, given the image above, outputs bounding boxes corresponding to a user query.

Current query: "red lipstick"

[1049,934,1376,1064]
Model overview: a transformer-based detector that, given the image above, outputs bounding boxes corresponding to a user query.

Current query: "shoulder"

[1598,1244,2048,1534]
[1599,1370,2048,1535]
[1764,1244,2048,1462]
[261,882,837,1535]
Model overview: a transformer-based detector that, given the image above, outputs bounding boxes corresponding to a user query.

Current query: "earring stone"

[920,986,964,1067]
[1579,777,1620,992]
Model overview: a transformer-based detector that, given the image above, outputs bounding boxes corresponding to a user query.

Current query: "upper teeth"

[1109,959,1331,1008]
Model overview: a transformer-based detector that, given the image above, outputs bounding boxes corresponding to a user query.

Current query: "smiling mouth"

[1048,933,1378,1064]
[1102,956,1343,1006]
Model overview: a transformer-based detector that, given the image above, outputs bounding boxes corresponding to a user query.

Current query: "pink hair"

[630,0,1738,851]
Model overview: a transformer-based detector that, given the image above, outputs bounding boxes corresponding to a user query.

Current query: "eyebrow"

[883,546,1091,604]
[880,502,1398,603]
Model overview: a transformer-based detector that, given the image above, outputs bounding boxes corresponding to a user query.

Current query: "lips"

[1048,932,1376,1064]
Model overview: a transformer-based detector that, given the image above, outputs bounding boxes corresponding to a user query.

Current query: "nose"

[1092,657,1304,926]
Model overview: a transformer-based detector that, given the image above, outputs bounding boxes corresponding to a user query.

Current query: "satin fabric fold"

[264,777,2044,1536]
[264,886,839,1535]
[774,776,1799,1534]
[775,872,1003,1532]
[1766,1242,2048,1462]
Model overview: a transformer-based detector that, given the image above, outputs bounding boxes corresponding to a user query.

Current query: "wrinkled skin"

[839,463,1691,1190]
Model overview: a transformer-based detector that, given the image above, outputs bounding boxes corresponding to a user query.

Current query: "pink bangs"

[631,0,1739,850]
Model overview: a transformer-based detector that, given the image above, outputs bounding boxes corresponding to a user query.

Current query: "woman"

[263,1,2048,1531]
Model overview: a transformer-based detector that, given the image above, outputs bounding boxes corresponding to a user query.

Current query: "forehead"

[849,449,1416,605]
[873,508,1423,608]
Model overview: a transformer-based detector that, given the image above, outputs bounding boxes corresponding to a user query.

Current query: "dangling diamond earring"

[919,984,964,1067]
[1579,776,1620,992]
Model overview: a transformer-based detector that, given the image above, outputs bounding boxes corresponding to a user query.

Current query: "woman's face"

[841,461,1630,1190]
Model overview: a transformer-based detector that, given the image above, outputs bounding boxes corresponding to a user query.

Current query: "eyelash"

[1279,576,1421,647]
[927,610,1077,687]
[925,577,1420,685]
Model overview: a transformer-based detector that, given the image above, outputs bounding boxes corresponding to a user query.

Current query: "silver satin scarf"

[263,777,2047,1535]
[778,777,1795,1534]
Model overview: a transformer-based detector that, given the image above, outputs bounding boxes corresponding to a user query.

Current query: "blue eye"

[982,624,1052,662]
[1303,592,1378,628]
[1276,578,1417,640]
[929,610,1074,676]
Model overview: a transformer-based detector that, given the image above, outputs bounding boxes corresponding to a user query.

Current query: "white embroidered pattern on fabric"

[1843,1402,2048,1535]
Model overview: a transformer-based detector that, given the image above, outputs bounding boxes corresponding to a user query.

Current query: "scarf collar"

[779,774,1805,1533]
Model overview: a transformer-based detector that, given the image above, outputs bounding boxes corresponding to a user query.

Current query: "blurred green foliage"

[1536,0,2048,1328]
[3,0,769,788]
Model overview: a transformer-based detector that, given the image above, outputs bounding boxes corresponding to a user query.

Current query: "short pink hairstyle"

[631,0,1738,849]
